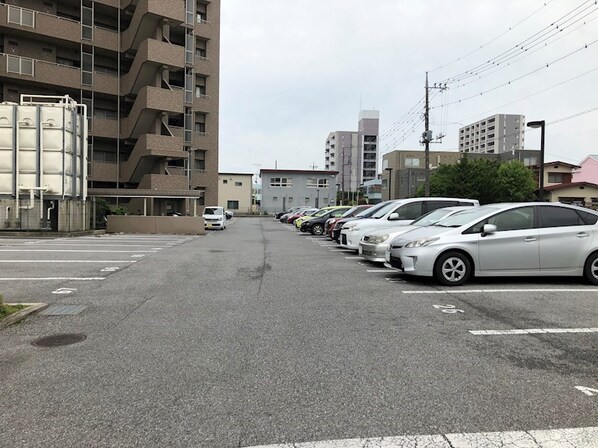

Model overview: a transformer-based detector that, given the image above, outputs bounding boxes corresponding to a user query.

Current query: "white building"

[459,114,525,154]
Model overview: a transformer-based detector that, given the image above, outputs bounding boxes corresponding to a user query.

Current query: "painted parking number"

[433,304,464,314]
[575,386,598,396]
[52,288,77,295]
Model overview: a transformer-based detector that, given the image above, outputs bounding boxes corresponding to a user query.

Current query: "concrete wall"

[107,215,205,234]
[0,198,89,231]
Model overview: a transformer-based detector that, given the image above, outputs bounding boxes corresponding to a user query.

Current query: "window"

[223,179,228,184]
[306,178,329,188]
[81,4,93,40]
[548,173,565,183]
[539,206,588,228]
[487,207,534,231]
[270,177,292,187]
[194,150,206,170]
[404,158,420,168]
[393,202,422,220]
[288,197,293,203]
[196,39,207,58]
[424,201,459,213]
[8,6,35,28]
[235,182,242,187]
[227,200,239,210]
[273,197,278,202]
[6,55,34,76]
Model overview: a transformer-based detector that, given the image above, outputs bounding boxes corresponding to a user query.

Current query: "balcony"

[121,134,186,183]
[121,38,185,96]
[0,5,118,51]
[92,117,118,139]
[138,174,188,190]
[122,0,184,52]
[89,161,118,183]
[122,86,183,139]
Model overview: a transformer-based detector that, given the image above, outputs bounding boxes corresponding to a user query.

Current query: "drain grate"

[39,305,87,316]
[32,333,87,347]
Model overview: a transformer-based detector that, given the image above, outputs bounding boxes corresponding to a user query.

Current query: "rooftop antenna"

[310,162,318,170]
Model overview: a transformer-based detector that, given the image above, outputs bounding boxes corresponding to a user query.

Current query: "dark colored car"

[287,208,318,224]
[300,207,352,235]
[331,201,392,242]
[325,204,372,238]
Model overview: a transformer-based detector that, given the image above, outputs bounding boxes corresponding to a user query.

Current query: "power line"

[431,36,598,110]
[548,105,598,124]
[440,0,596,84]
[430,0,557,73]
[453,64,598,123]
[449,8,598,89]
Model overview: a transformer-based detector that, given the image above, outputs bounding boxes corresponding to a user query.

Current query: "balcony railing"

[7,5,35,27]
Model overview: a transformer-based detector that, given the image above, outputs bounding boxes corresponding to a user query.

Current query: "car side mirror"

[481,224,497,236]
[388,212,400,221]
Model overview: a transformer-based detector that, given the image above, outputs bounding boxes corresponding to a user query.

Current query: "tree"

[416,158,536,204]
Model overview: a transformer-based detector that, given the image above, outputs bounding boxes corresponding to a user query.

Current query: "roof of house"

[530,160,581,168]
[219,172,254,176]
[544,181,598,191]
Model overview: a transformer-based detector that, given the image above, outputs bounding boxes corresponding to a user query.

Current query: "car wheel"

[584,252,598,285]
[434,251,471,286]
[312,224,324,235]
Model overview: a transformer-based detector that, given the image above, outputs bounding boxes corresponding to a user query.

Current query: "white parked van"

[203,206,227,230]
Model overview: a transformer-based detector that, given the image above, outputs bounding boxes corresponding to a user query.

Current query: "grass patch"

[0,294,26,319]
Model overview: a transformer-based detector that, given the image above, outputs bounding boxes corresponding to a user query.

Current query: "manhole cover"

[32,333,87,348]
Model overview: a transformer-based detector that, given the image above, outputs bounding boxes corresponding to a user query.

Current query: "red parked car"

[325,205,372,238]
[287,208,319,224]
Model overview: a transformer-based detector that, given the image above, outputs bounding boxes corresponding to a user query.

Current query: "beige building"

[0,0,220,219]
[544,182,598,208]
[218,173,253,214]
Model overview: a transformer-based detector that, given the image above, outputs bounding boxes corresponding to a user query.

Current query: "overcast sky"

[219,0,598,175]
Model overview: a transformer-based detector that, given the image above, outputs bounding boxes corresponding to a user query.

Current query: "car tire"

[434,251,471,286]
[312,224,324,235]
[583,252,598,285]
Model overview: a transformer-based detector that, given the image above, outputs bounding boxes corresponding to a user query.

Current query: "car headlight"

[405,237,439,248]
[344,224,359,232]
[368,234,389,244]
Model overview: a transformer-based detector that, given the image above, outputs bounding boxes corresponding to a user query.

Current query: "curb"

[0,303,48,330]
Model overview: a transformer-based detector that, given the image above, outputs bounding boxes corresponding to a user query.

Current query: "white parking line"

[0,277,105,281]
[345,256,363,259]
[0,249,157,253]
[403,288,598,294]
[0,260,136,263]
[366,269,394,273]
[331,249,354,252]
[470,328,598,335]
[244,426,598,448]
[4,244,167,248]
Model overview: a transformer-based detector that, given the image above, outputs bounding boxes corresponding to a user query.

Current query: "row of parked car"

[276,198,598,286]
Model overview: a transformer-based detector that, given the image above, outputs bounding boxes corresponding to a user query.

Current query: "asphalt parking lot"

[1,217,597,447]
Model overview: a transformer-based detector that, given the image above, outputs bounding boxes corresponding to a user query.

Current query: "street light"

[385,167,394,200]
[527,120,545,201]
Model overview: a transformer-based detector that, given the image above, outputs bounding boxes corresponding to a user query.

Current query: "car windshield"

[434,206,499,227]
[355,202,390,218]
[412,208,462,227]
[341,206,359,217]
[371,201,403,219]
[313,209,331,217]
[204,208,222,215]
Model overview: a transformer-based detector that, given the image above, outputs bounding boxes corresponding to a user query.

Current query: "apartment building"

[459,114,525,154]
[0,0,220,218]
[324,110,379,194]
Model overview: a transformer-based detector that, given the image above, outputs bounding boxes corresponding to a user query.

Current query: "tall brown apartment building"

[0,0,220,217]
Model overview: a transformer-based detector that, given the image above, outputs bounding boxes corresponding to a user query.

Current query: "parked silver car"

[359,206,476,263]
[386,202,598,286]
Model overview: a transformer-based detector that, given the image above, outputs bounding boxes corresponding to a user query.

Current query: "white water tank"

[0,95,87,199]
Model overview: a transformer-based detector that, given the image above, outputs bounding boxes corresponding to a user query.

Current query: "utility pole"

[422,72,446,197]
[424,72,430,197]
